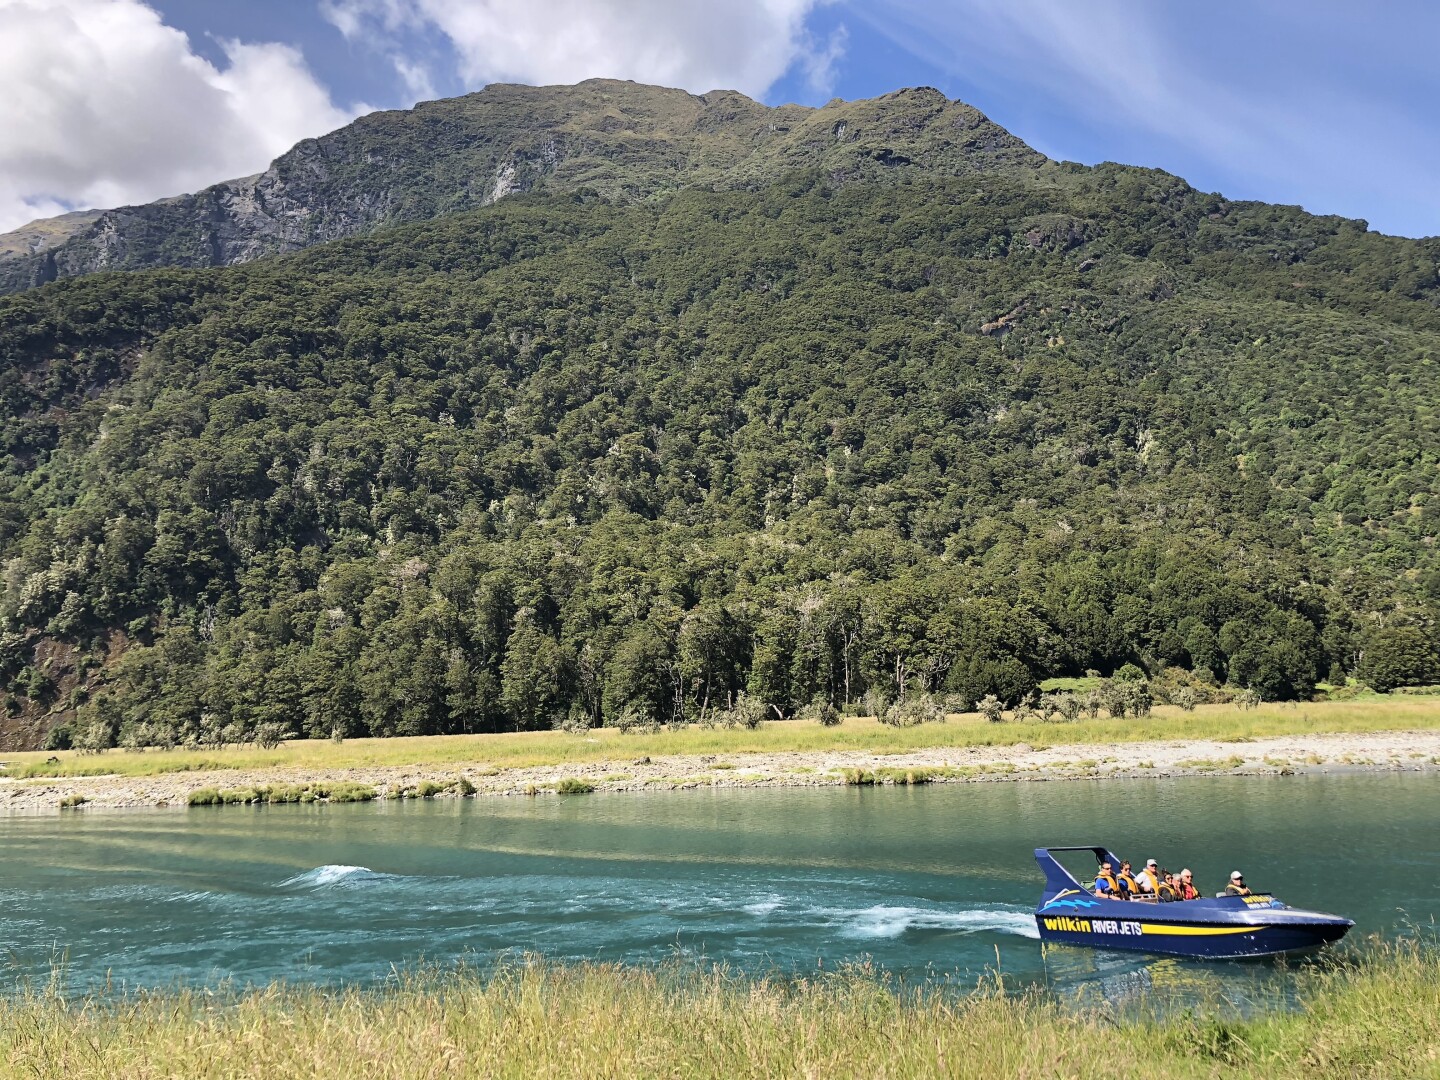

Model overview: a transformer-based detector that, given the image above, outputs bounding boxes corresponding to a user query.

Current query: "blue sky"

[3,0,1437,238]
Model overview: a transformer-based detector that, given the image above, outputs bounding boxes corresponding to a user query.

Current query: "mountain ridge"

[0,79,1044,295]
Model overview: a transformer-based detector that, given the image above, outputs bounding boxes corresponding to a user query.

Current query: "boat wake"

[838,904,1040,941]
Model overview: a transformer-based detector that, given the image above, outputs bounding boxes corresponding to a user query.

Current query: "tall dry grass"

[2,941,1436,1078]
[9,698,1440,781]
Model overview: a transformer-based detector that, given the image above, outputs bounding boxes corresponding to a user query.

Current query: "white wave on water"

[838,905,1040,941]
[742,895,784,916]
[279,864,391,889]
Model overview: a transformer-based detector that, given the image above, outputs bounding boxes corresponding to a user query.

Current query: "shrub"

[725,693,767,730]
[554,708,591,735]
[415,780,445,798]
[841,768,875,785]
[43,725,73,752]
[1174,686,1199,712]
[219,787,263,804]
[799,699,841,727]
[71,713,115,753]
[941,692,971,715]
[881,693,942,728]
[188,787,222,806]
[612,704,660,734]
[876,767,934,785]
[978,695,1004,723]
[1057,693,1082,722]
[58,793,88,808]
[860,687,892,720]
[457,775,476,796]
[320,782,377,803]
[1128,681,1154,718]
[1101,680,1128,719]
[556,777,595,795]
[253,723,289,750]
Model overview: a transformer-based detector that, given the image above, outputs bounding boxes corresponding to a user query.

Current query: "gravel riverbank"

[3,729,1437,812]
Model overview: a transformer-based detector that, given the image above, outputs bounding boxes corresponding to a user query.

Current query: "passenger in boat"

[1156,872,1179,902]
[1134,858,1160,895]
[1093,861,1122,898]
[1225,871,1252,897]
[1117,861,1140,898]
[1178,868,1200,900]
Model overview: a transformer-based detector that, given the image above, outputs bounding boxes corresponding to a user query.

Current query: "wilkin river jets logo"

[1038,889,1101,912]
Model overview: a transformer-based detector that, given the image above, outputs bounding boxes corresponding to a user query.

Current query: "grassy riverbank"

[6,699,1440,781]
[4,942,1437,1078]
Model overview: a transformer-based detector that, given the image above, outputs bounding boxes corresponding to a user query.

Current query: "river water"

[2,773,1436,1005]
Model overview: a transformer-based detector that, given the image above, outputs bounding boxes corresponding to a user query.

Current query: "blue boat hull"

[1031,847,1353,959]
[1034,908,1353,959]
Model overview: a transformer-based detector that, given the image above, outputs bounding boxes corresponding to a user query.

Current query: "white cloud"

[0,0,364,234]
[322,0,837,101]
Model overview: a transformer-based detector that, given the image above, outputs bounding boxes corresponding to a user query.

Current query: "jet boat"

[1033,846,1353,959]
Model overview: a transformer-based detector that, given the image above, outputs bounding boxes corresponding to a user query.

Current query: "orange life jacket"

[1157,882,1178,901]
[1225,883,1250,896]
[1118,871,1139,895]
[1180,882,1199,900]
[1094,871,1119,896]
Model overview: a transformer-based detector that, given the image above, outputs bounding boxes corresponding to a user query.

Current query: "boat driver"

[1225,871,1252,897]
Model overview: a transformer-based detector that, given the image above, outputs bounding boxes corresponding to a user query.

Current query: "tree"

[946,655,1037,707]
[601,622,671,725]
[1359,626,1440,693]
[1218,611,1320,701]
[501,614,573,729]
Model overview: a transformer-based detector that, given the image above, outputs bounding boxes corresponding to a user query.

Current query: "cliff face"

[0,80,1044,295]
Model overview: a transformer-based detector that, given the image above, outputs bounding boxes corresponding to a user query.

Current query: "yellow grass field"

[3,940,1438,1079]
[6,697,1440,781]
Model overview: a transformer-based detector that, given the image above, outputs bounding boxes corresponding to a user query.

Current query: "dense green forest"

[3,101,1440,749]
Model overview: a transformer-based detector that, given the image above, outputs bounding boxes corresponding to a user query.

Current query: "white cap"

[1146,859,1157,867]
[1231,870,1243,879]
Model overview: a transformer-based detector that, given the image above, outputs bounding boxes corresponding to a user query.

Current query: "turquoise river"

[2,773,1436,1005]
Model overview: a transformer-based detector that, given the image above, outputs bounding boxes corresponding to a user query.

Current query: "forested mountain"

[2,81,1440,751]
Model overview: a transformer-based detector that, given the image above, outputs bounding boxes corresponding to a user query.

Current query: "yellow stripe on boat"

[1140,923,1259,936]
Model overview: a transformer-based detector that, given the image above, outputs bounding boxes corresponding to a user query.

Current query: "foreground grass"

[7,698,1440,781]
[3,942,1437,1078]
